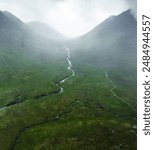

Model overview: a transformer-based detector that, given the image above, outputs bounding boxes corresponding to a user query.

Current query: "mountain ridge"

[77,9,136,39]
[0,9,136,39]
[0,10,24,29]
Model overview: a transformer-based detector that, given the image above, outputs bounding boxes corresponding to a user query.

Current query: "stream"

[5,49,137,149]
[0,46,75,110]
[105,71,136,111]
[56,46,75,93]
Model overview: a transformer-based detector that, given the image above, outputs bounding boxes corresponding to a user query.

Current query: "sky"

[0,0,136,37]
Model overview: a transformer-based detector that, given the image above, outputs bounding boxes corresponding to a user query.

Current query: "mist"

[0,0,136,37]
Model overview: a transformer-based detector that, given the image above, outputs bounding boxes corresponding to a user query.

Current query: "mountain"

[0,11,65,51]
[71,9,137,69]
[69,9,137,121]
[28,21,66,41]
[0,11,27,49]
[83,9,136,38]
[0,10,67,107]
[0,11,24,28]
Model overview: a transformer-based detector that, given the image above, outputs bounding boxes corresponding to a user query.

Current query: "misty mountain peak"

[118,9,131,16]
[82,9,136,39]
[117,9,136,21]
[0,10,23,29]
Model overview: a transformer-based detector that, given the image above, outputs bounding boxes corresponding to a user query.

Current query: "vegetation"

[0,60,136,149]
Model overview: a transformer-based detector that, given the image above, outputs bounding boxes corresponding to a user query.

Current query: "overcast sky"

[0,0,136,37]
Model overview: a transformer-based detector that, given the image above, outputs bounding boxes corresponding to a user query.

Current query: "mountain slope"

[28,21,66,41]
[0,11,24,28]
[0,11,67,107]
[70,9,137,123]
[71,9,137,69]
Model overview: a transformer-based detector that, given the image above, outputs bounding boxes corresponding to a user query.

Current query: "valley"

[0,10,137,150]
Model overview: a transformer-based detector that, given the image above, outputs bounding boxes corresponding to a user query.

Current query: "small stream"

[56,46,75,93]
[0,46,75,110]
[105,71,136,111]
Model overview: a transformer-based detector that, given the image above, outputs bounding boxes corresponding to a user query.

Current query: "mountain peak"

[1,10,22,22]
[117,9,135,19]
[119,9,131,15]
[0,10,23,28]
[82,9,136,39]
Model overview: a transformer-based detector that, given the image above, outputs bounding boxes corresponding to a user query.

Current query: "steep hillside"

[71,9,137,69]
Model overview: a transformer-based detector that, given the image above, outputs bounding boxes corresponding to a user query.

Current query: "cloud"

[0,0,136,37]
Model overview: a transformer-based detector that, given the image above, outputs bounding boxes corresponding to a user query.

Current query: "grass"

[0,57,136,149]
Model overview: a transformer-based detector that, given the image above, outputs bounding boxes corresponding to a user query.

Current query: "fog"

[0,0,136,37]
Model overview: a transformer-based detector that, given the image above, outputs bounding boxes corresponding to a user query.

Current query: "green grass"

[0,46,69,107]
[0,59,136,150]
